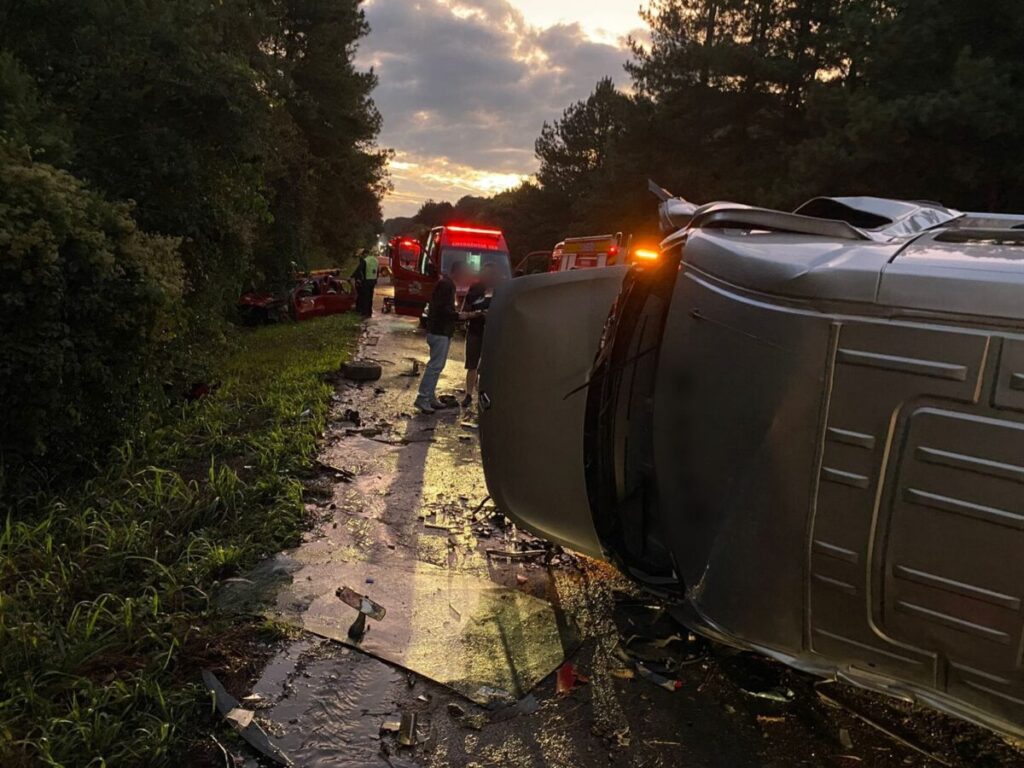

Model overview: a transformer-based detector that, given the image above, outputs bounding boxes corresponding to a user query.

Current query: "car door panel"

[479,267,628,558]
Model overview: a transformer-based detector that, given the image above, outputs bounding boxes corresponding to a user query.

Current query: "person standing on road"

[351,248,379,317]
[461,263,498,408]
[415,261,468,414]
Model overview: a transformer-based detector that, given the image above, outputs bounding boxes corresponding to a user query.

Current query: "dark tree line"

[391,0,1024,262]
[0,0,387,474]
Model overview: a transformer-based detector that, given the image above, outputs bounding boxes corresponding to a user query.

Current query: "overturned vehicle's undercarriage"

[479,188,1024,741]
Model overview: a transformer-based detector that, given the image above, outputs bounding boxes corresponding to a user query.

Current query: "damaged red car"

[238,271,356,324]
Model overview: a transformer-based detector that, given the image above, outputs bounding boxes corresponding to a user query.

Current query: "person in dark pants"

[415,261,468,414]
[351,249,380,317]
[461,263,498,408]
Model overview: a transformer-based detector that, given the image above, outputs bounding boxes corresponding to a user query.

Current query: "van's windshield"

[441,247,511,278]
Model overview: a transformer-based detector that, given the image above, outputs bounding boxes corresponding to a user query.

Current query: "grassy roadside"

[0,314,362,767]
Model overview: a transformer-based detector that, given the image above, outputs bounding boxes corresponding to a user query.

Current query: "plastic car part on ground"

[202,669,293,766]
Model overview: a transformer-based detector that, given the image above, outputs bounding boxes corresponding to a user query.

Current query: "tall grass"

[0,314,361,766]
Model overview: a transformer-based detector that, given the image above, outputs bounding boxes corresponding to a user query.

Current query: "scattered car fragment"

[202,669,293,767]
[480,187,1024,741]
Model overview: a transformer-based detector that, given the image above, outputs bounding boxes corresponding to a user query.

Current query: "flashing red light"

[446,225,502,236]
[401,239,416,246]
[608,245,619,256]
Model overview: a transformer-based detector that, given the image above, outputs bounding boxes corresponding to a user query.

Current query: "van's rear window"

[442,248,511,277]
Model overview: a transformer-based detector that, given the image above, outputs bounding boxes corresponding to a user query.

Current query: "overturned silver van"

[479,193,1024,739]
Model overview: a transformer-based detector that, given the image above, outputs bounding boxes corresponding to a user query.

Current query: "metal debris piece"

[610,667,636,680]
[202,670,293,767]
[741,686,794,704]
[473,686,517,708]
[336,586,387,621]
[485,548,547,561]
[380,719,402,735]
[398,712,419,746]
[315,459,355,481]
[636,662,683,691]
[461,421,479,430]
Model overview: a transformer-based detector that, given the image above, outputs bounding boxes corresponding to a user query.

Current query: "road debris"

[315,458,355,482]
[341,359,383,382]
[342,408,362,426]
[202,669,293,767]
[210,735,236,768]
[336,586,387,621]
[636,662,683,691]
[556,662,589,695]
[815,681,952,767]
[840,727,854,750]
[336,586,387,639]
[398,712,419,746]
[485,548,547,561]
[740,686,795,704]
[447,702,488,731]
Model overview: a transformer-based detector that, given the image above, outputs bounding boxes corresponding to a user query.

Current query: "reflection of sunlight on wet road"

[232,310,578,709]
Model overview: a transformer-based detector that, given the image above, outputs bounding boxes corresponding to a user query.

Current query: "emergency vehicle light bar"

[446,225,502,236]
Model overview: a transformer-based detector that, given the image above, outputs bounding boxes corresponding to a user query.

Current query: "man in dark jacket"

[415,261,468,414]
[461,263,498,407]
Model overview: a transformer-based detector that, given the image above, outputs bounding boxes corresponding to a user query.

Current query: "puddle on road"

[241,639,412,768]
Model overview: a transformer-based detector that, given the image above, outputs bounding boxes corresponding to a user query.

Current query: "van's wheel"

[341,360,383,382]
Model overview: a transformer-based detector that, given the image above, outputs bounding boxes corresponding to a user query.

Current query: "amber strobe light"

[633,248,660,262]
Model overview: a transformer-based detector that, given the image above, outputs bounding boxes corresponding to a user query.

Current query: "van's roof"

[663,195,1024,325]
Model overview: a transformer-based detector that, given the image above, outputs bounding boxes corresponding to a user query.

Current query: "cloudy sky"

[358,0,646,218]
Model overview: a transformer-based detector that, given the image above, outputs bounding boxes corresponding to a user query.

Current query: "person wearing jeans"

[416,261,468,414]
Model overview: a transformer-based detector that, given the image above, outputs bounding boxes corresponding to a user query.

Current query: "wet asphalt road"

[225,299,1023,768]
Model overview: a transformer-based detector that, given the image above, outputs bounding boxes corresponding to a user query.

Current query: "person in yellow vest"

[351,248,380,317]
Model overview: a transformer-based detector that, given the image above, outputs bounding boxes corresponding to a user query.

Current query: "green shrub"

[0,143,184,467]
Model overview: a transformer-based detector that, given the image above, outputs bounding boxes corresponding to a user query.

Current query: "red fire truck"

[391,225,511,317]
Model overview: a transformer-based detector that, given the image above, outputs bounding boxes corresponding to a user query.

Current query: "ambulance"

[391,224,511,317]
